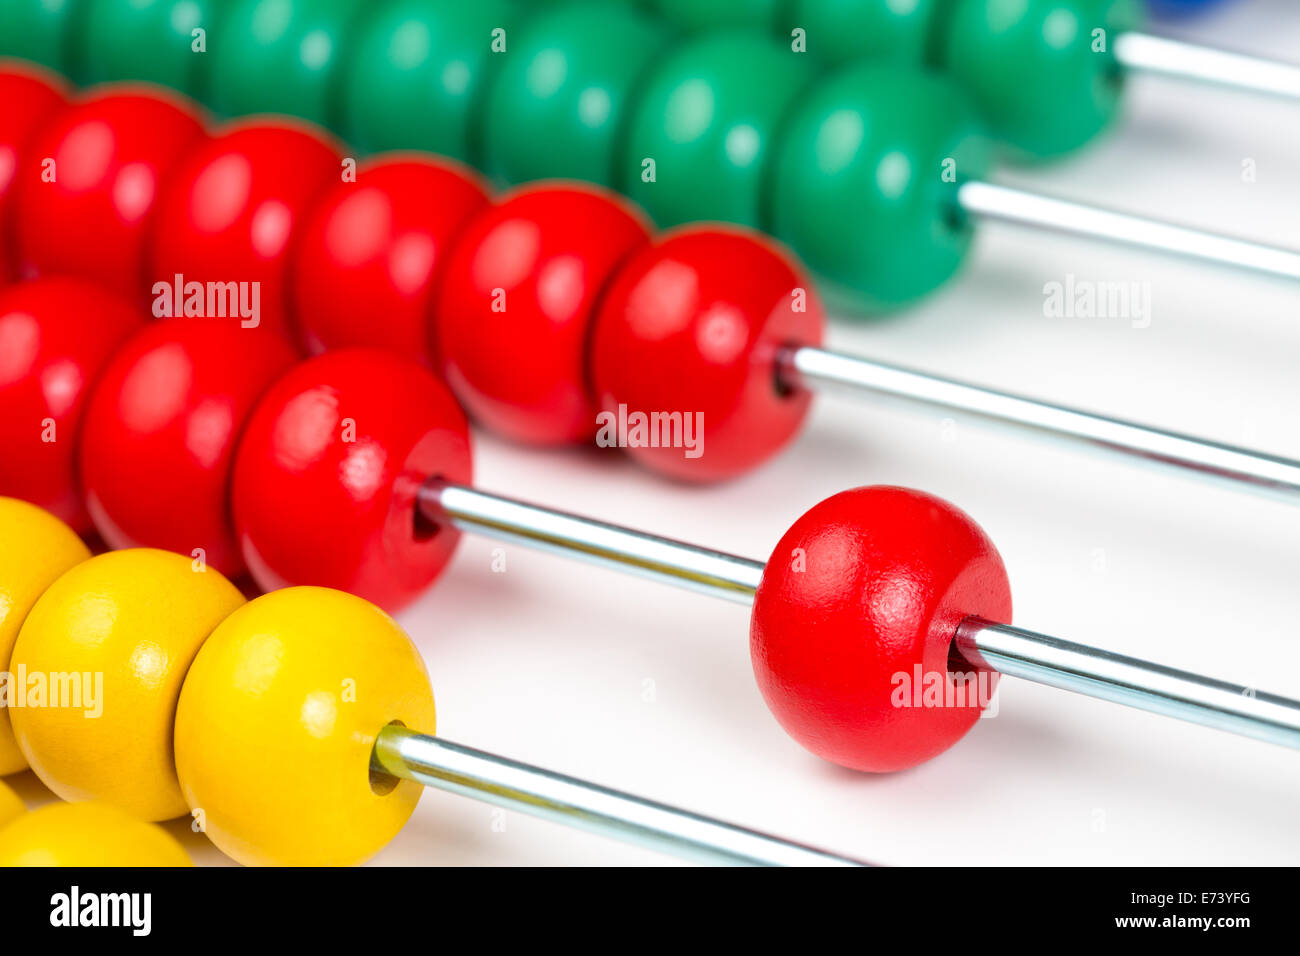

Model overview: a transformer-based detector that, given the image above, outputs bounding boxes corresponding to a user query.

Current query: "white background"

[12,0,1300,866]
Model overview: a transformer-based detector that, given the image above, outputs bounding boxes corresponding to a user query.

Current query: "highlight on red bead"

[148,120,343,345]
[589,226,826,482]
[14,86,207,298]
[79,319,298,575]
[434,183,653,445]
[0,62,68,283]
[0,277,147,532]
[232,348,473,612]
[750,486,1013,773]
[293,155,490,361]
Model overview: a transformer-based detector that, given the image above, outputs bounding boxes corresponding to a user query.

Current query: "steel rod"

[421,481,762,604]
[958,180,1300,282]
[956,619,1300,750]
[371,725,867,866]
[785,345,1300,501]
[1116,32,1300,102]
[419,481,1300,752]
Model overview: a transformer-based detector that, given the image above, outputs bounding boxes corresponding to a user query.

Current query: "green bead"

[338,0,519,164]
[481,0,673,186]
[769,64,991,311]
[75,0,214,94]
[939,0,1144,161]
[784,0,942,66]
[204,0,366,125]
[623,32,813,229]
[0,0,76,71]
[645,0,780,32]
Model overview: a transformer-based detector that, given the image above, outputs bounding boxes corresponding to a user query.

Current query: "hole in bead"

[412,504,442,543]
[411,476,447,543]
[946,628,981,679]
[369,720,407,796]
[1103,43,1126,98]
[945,640,988,712]
[771,344,803,400]
[940,190,969,239]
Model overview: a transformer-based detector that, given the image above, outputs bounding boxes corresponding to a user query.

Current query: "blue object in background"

[1148,0,1231,16]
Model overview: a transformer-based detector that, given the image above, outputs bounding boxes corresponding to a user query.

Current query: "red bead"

[79,319,298,575]
[0,277,147,531]
[589,227,825,482]
[231,349,473,612]
[149,121,342,344]
[434,184,652,445]
[14,87,207,299]
[0,64,68,283]
[293,156,490,360]
[750,486,1013,772]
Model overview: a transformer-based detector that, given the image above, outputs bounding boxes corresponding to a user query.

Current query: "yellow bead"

[0,498,92,775]
[10,549,244,821]
[175,587,435,866]
[0,779,25,829]
[0,801,192,866]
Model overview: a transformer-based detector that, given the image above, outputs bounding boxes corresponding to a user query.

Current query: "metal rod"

[1115,32,1300,102]
[784,345,1300,501]
[419,482,1300,751]
[957,180,1300,282]
[956,619,1300,750]
[421,481,762,604]
[371,725,867,866]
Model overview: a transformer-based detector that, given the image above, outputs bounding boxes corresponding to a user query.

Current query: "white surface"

[15,0,1300,866]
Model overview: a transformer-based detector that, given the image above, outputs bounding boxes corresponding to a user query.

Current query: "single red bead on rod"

[149,120,343,345]
[79,319,298,575]
[0,277,147,531]
[750,486,1013,773]
[0,63,68,283]
[231,349,473,612]
[14,87,207,299]
[589,227,825,482]
[434,183,652,446]
[293,156,490,361]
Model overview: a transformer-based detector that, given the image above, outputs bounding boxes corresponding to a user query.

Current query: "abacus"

[643,0,1300,157]
[0,1,1296,871]
[3,64,1299,499]
[3,285,1300,861]
[2,0,1299,307]
[0,498,865,866]
[3,319,1299,864]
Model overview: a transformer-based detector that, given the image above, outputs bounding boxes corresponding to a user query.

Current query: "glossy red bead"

[231,349,473,612]
[589,227,825,481]
[750,486,1013,773]
[293,156,489,360]
[434,184,652,445]
[0,63,68,283]
[149,121,342,344]
[14,87,207,298]
[80,319,298,575]
[0,277,147,531]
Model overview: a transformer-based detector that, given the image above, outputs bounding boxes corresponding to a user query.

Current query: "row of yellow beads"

[0,497,436,866]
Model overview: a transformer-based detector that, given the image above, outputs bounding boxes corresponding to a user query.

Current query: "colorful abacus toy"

[640,0,1299,156]
[0,497,866,867]
[1,0,1299,307]
[0,0,1296,892]
[1,66,1298,497]
[6,306,1300,766]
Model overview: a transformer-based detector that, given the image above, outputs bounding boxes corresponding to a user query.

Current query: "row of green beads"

[0,0,1122,311]
[632,0,1145,163]
[0,0,985,309]
[0,0,1144,162]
